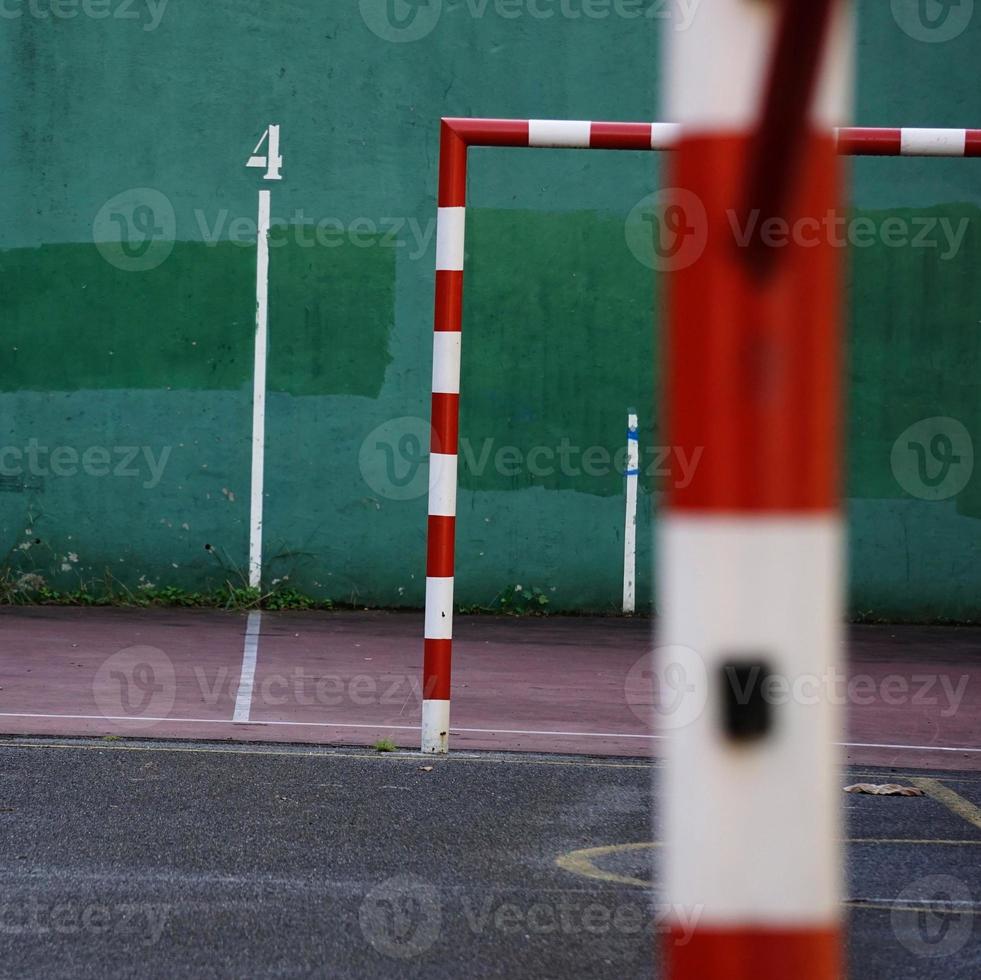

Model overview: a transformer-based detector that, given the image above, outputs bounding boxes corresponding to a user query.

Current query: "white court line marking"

[460,730,981,752]
[842,740,981,754]
[233,611,262,723]
[0,712,420,730]
[458,727,659,739]
[248,188,271,590]
[851,897,981,910]
[0,709,979,755]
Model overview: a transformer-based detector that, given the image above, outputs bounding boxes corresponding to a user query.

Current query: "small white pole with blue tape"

[623,412,639,613]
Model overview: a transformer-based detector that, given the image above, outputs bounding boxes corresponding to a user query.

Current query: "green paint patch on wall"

[266,224,394,397]
[460,208,657,498]
[846,203,981,518]
[458,203,981,519]
[0,243,255,392]
[0,235,394,398]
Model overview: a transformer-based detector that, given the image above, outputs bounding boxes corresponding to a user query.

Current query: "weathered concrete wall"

[2,1,981,618]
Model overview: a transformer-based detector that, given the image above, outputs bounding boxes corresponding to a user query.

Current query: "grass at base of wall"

[2,570,978,624]
[0,572,333,612]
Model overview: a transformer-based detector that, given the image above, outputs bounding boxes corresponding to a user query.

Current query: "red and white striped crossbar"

[421,114,981,753]
[434,117,981,154]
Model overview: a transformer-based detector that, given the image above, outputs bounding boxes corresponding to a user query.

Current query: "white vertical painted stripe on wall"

[528,119,592,148]
[435,207,466,271]
[622,414,639,614]
[432,332,462,393]
[248,189,271,590]
[901,127,967,156]
[659,515,843,921]
[428,453,458,517]
[424,577,455,639]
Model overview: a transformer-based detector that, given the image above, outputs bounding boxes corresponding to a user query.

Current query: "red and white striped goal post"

[421,116,981,754]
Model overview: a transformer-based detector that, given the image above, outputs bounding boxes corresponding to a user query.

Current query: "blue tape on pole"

[626,468,639,477]
[627,432,639,441]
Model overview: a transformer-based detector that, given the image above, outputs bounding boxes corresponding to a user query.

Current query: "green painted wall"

[2,2,981,618]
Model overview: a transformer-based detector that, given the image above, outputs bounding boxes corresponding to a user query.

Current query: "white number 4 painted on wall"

[246,125,283,180]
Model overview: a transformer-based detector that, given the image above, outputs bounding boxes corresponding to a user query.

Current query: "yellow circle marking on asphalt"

[555,842,656,888]
[556,838,981,891]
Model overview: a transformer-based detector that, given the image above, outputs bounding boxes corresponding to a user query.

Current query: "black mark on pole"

[720,659,774,741]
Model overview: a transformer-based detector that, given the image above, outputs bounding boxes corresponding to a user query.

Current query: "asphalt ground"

[0,738,978,978]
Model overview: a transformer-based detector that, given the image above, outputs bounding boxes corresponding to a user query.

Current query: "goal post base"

[421,699,450,754]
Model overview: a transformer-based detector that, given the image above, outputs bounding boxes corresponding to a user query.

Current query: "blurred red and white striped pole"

[660,1,852,977]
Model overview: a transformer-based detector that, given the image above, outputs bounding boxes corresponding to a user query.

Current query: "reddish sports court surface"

[0,607,978,771]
